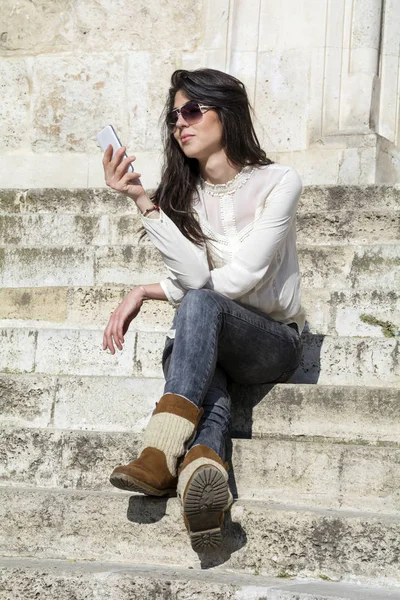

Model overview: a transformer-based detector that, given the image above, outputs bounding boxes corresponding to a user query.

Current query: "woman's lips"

[181,135,194,143]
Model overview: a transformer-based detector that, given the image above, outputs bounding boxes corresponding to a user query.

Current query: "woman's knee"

[180,288,222,316]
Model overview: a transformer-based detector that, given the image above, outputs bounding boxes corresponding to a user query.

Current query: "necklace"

[201,166,255,197]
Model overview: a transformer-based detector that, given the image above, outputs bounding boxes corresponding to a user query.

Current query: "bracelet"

[142,205,160,217]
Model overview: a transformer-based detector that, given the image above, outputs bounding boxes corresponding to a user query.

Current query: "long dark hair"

[150,68,273,246]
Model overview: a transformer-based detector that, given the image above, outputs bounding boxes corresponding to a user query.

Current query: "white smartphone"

[96,125,134,172]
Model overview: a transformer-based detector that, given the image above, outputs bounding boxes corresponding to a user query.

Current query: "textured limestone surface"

[1,374,399,441]
[1,286,399,337]
[1,488,400,583]
[1,558,400,600]
[1,426,399,512]
[0,186,398,214]
[2,243,398,290]
[0,0,203,55]
[0,325,399,385]
[0,59,30,150]
[1,0,399,185]
[0,210,399,247]
[0,180,399,592]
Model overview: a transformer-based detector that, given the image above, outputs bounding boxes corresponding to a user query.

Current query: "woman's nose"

[175,112,189,128]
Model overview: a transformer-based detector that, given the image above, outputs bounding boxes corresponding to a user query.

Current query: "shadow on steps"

[126,490,248,568]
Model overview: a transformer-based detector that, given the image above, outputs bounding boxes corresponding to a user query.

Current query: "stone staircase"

[0,186,399,599]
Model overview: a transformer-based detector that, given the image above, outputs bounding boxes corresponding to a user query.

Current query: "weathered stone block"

[338,147,376,185]
[0,287,68,322]
[73,0,203,54]
[133,331,166,378]
[296,335,400,386]
[297,211,400,245]
[259,0,327,50]
[299,185,400,212]
[67,285,174,330]
[2,247,94,287]
[333,290,400,337]
[233,384,400,443]
[0,153,90,189]
[94,245,168,285]
[5,188,134,215]
[0,214,110,247]
[53,375,163,431]
[0,374,55,427]
[35,328,136,377]
[0,328,36,373]
[31,54,128,153]
[349,245,400,289]
[255,49,311,152]
[0,1,76,54]
[0,59,29,150]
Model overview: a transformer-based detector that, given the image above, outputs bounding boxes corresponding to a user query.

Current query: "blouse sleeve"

[141,209,210,289]
[159,277,187,306]
[207,168,302,298]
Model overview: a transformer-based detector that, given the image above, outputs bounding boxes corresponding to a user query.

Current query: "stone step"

[0,243,398,290]
[0,211,398,247]
[1,557,400,600]
[1,186,399,214]
[1,326,399,385]
[1,487,399,584]
[0,286,399,338]
[2,373,398,442]
[1,426,399,512]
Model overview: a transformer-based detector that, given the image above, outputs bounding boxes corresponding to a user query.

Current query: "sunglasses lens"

[168,102,203,131]
[181,102,203,124]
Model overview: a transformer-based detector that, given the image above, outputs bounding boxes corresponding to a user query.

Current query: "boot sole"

[183,465,230,552]
[109,472,175,496]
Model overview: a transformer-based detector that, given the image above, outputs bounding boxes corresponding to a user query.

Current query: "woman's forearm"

[137,283,168,301]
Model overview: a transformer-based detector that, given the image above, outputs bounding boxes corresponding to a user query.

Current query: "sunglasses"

[167,100,215,132]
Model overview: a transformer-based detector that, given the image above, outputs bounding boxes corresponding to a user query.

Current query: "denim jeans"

[162,289,302,461]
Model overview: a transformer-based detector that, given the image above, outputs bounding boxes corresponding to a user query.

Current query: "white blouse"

[141,163,306,333]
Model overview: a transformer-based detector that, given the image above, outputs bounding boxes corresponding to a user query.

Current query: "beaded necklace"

[201,166,255,197]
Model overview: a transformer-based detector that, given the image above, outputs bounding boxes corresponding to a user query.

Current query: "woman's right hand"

[102,145,149,203]
[103,286,146,355]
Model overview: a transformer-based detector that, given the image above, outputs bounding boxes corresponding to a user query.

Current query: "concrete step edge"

[2,323,399,340]
[3,422,400,448]
[1,483,399,519]
[2,486,399,583]
[1,374,399,440]
[2,427,399,512]
[1,557,400,599]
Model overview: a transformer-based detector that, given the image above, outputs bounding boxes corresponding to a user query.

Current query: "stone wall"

[1,0,399,187]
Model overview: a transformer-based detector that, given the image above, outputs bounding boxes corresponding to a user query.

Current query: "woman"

[102,68,304,552]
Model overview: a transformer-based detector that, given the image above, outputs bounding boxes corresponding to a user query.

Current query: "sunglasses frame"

[167,100,216,132]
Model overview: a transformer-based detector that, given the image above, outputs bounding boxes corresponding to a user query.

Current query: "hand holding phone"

[96,125,134,172]
[98,125,146,200]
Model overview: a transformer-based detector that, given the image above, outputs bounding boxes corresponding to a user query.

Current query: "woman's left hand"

[103,286,145,355]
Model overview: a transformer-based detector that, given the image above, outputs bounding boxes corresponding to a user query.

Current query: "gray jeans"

[162,289,302,461]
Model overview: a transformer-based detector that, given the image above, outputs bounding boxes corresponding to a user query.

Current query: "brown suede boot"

[110,394,203,496]
[177,444,233,551]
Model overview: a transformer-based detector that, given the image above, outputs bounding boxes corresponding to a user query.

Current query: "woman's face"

[172,90,224,162]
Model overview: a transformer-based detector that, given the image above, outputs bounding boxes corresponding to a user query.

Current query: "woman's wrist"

[132,283,168,302]
[135,285,149,301]
[135,192,156,215]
